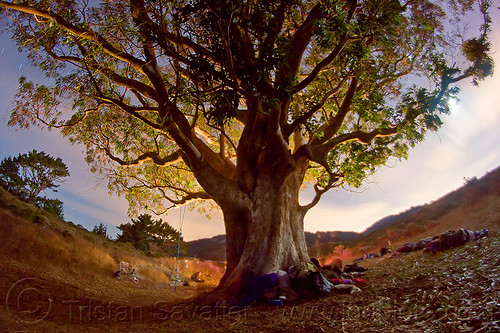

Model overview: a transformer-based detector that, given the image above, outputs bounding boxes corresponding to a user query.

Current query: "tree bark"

[213,160,310,303]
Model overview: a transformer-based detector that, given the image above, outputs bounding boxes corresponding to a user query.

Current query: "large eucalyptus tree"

[0,0,493,300]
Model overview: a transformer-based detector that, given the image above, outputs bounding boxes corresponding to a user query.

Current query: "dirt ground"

[1,228,499,333]
[0,257,216,332]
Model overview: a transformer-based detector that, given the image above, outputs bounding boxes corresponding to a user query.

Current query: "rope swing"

[174,205,186,292]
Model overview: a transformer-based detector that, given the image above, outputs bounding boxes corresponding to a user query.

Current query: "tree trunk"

[213,162,310,304]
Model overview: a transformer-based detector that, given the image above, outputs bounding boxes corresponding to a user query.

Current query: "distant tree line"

[0,150,69,218]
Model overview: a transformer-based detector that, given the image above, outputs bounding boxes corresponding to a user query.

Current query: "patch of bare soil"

[0,257,215,332]
[1,231,499,332]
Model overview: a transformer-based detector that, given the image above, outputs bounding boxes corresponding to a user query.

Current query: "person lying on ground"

[392,228,488,256]
[424,228,488,253]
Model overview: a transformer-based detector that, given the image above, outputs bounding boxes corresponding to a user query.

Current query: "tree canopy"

[0,150,70,202]
[0,0,493,215]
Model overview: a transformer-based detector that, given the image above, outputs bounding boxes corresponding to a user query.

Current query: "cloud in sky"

[1,9,500,241]
[305,200,392,233]
[165,209,225,242]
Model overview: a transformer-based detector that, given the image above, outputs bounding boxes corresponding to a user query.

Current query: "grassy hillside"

[1,203,498,332]
[0,186,224,290]
[187,234,227,261]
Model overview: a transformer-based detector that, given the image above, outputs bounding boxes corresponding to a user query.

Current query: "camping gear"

[191,271,205,283]
[329,278,367,287]
[333,284,362,294]
[393,228,489,255]
[352,278,367,286]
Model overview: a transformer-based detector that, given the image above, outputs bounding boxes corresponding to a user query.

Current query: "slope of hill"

[1,196,498,332]
[186,234,227,261]
[359,205,423,237]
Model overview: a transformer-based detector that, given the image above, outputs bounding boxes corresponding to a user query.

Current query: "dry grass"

[0,209,115,276]
[0,204,223,287]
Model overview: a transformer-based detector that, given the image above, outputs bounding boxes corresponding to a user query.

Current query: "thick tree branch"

[114,174,211,214]
[216,17,240,91]
[258,1,288,60]
[157,26,214,60]
[127,5,242,186]
[378,67,413,87]
[205,123,238,154]
[301,176,342,212]
[130,0,170,101]
[46,51,158,100]
[312,77,359,145]
[127,1,235,95]
[104,149,182,167]
[327,126,399,148]
[295,125,398,176]
[276,4,324,83]
[96,96,163,130]
[285,76,348,137]
[291,35,349,94]
[147,186,212,215]
[156,189,212,212]
[235,96,266,191]
[0,1,148,74]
